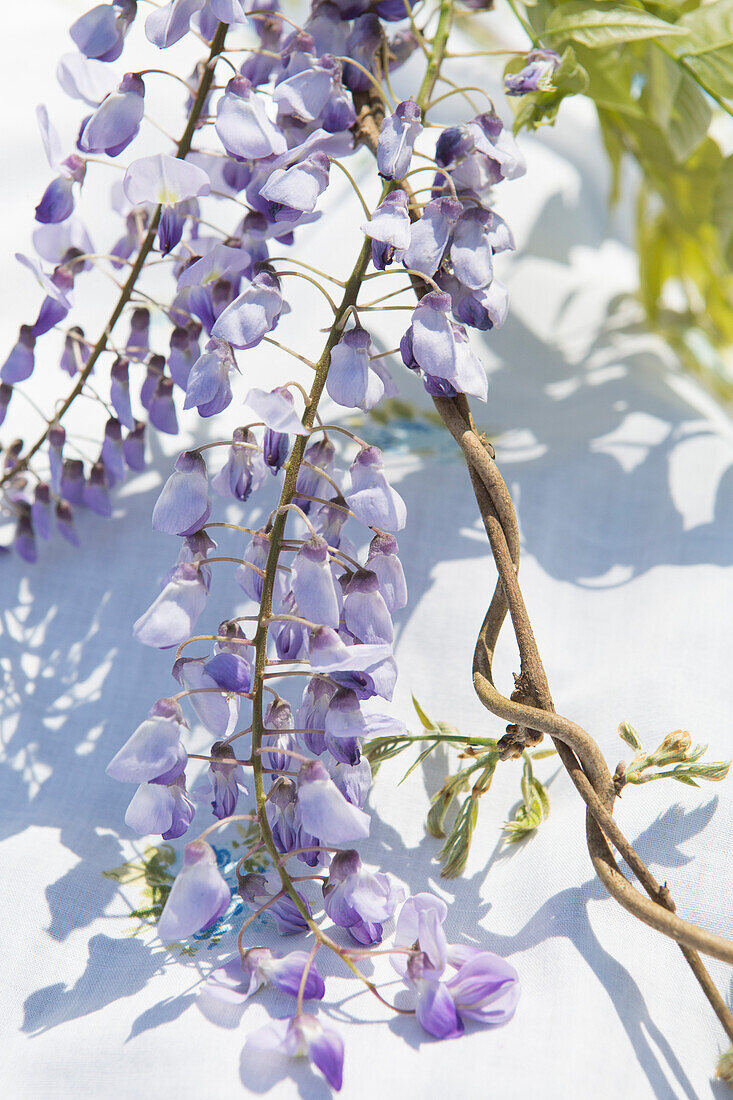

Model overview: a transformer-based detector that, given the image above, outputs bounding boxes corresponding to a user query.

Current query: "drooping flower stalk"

[0,22,229,491]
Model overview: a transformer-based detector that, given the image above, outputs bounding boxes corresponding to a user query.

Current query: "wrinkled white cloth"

[2,5,733,1100]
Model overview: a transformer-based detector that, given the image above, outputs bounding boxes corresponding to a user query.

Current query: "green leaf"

[438,795,479,877]
[411,694,435,731]
[644,49,711,161]
[669,0,733,100]
[399,743,440,784]
[713,156,733,249]
[545,2,688,48]
[363,735,412,775]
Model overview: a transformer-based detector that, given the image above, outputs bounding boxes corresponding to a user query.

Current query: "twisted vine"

[351,0,733,1041]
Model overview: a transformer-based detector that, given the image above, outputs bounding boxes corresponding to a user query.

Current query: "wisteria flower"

[157,840,231,941]
[79,73,145,157]
[203,948,325,1005]
[107,697,188,784]
[377,99,422,180]
[152,450,210,536]
[297,759,370,842]
[245,1014,344,1091]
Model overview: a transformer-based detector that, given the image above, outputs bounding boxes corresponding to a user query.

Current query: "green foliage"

[503,754,551,842]
[617,721,731,786]
[507,0,733,398]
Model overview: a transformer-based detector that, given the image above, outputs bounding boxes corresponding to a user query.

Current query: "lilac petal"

[35,177,75,225]
[362,189,410,267]
[308,1024,344,1090]
[450,208,494,290]
[133,562,208,648]
[125,781,179,836]
[204,651,251,693]
[184,338,236,415]
[259,153,330,219]
[1,327,36,384]
[124,153,210,205]
[329,758,372,808]
[79,74,145,157]
[343,570,393,644]
[107,701,186,783]
[215,76,287,160]
[211,271,282,349]
[297,760,370,842]
[110,358,134,428]
[403,198,462,278]
[326,327,383,411]
[203,957,259,1004]
[152,450,210,536]
[445,951,520,1023]
[145,0,206,47]
[245,386,307,435]
[393,892,448,976]
[415,980,464,1040]
[345,446,406,532]
[157,840,230,941]
[292,536,341,628]
[57,52,119,106]
[266,951,326,1000]
[377,99,422,180]
[173,658,237,737]
[366,534,406,612]
[307,626,392,673]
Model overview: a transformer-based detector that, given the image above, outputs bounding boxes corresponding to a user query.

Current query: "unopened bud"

[618,721,642,751]
[716,1046,733,1085]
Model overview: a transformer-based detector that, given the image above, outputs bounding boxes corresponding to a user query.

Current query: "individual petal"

[307,626,392,673]
[57,52,119,105]
[173,657,237,738]
[297,759,370,842]
[124,153,210,205]
[107,698,187,783]
[184,338,236,416]
[345,446,406,532]
[145,0,206,48]
[415,979,464,1040]
[450,207,494,290]
[362,189,410,269]
[133,562,208,648]
[403,198,462,279]
[259,152,330,222]
[1,327,36,384]
[152,450,210,536]
[215,76,287,160]
[445,950,520,1024]
[35,177,75,225]
[79,73,145,156]
[377,99,422,180]
[157,840,231,940]
[245,386,308,435]
[292,536,341,628]
[326,326,384,411]
[211,270,282,349]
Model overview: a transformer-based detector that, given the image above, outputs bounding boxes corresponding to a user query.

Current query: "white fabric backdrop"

[2,4,733,1099]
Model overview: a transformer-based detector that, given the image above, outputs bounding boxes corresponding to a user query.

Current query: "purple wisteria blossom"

[157,840,231,940]
[362,188,411,269]
[71,1,137,63]
[323,849,403,944]
[211,270,283,349]
[203,948,326,1004]
[215,76,287,161]
[245,1014,344,1091]
[345,446,407,531]
[152,450,210,536]
[79,73,145,156]
[505,48,561,95]
[377,100,422,180]
[297,759,370,842]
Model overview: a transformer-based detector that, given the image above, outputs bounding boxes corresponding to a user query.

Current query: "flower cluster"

[0,0,521,566]
[12,0,526,1090]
